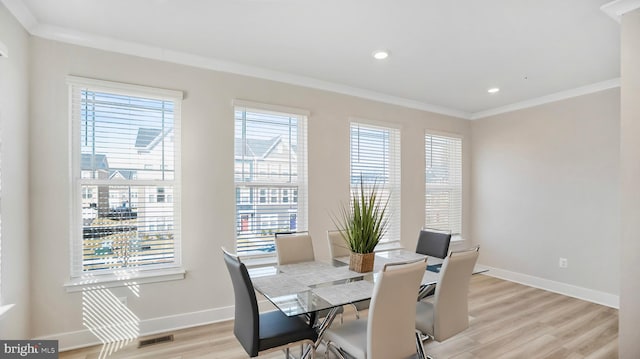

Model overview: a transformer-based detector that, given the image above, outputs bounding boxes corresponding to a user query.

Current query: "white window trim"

[232,99,310,117]
[64,267,186,293]
[67,76,185,283]
[424,130,463,236]
[348,119,402,243]
[233,100,309,256]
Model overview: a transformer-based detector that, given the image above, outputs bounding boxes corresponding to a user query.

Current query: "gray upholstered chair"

[324,258,427,359]
[416,247,479,345]
[222,248,317,358]
[415,228,452,260]
[274,232,315,265]
[415,228,452,300]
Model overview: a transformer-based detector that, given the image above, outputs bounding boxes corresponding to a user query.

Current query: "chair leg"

[299,339,317,359]
[325,341,347,359]
[415,331,426,359]
[416,330,435,359]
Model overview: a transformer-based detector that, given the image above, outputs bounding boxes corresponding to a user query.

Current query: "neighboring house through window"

[425,133,462,235]
[350,121,401,243]
[234,101,308,254]
[68,76,182,276]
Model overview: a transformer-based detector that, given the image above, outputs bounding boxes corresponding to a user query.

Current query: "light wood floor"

[59,275,618,359]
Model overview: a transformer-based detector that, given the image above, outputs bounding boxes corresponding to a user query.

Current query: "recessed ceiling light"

[488,87,500,94]
[372,50,390,60]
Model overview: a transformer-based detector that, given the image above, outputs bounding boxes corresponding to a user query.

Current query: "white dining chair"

[327,230,351,259]
[274,232,315,265]
[324,258,427,359]
[416,247,479,345]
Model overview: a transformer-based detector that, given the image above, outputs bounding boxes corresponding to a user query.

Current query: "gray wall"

[0,3,31,338]
[28,37,471,340]
[619,8,640,359]
[471,89,620,296]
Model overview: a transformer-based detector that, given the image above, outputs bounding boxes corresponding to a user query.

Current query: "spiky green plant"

[333,178,391,254]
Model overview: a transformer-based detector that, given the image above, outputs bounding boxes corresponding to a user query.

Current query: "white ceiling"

[2,0,622,119]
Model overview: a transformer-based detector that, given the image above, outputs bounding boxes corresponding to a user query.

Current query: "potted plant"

[333,178,390,272]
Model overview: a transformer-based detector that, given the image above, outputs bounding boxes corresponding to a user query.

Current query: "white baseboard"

[483,265,619,309]
[35,305,236,352]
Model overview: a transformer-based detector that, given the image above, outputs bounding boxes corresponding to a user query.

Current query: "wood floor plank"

[59,275,618,359]
[495,334,563,359]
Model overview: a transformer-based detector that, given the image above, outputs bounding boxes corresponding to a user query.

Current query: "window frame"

[67,76,184,282]
[349,119,402,244]
[424,131,463,237]
[233,100,309,256]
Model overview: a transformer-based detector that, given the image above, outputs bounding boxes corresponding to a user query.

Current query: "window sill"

[0,304,15,320]
[241,254,277,268]
[374,240,403,252]
[64,267,186,293]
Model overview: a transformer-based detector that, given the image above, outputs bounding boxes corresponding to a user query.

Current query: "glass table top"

[248,249,438,316]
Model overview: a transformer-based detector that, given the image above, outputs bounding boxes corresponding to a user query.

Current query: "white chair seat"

[324,319,367,359]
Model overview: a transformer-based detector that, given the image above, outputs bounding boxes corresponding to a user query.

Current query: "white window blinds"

[350,122,401,242]
[69,76,182,275]
[425,133,462,235]
[234,102,308,254]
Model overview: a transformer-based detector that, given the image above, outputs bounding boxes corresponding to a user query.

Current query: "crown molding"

[0,0,38,31]
[28,23,471,120]
[1,0,471,119]
[470,78,621,120]
[601,0,640,23]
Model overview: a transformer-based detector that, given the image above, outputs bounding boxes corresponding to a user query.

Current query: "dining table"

[247,248,487,359]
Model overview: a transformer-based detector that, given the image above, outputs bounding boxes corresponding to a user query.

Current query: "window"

[82,187,93,199]
[157,187,166,203]
[425,133,462,235]
[234,101,308,254]
[350,121,401,242]
[69,76,182,275]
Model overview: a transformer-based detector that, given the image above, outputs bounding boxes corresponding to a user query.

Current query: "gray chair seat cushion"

[324,319,368,359]
[258,310,318,351]
[415,301,435,335]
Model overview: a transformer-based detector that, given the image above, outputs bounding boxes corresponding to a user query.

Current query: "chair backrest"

[274,232,315,265]
[222,248,260,357]
[367,259,427,359]
[415,229,452,259]
[327,230,351,259]
[432,247,479,341]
